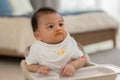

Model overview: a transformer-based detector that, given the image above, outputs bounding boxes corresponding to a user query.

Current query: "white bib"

[26,34,83,70]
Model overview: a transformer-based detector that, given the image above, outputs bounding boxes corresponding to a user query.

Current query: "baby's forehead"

[38,13,63,21]
[38,12,61,17]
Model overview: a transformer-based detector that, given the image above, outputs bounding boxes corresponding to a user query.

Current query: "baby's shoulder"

[30,41,41,49]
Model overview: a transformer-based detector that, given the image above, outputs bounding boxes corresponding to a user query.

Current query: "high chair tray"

[29,64,120,80]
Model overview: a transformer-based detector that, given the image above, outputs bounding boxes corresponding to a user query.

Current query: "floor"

[0,57,24,80]
[89,48,120,67]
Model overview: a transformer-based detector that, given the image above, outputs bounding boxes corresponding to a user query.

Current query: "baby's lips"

[55,34,62,39]
[55,31,64,40]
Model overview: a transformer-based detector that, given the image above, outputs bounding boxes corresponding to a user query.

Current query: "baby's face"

[34,13,67,44]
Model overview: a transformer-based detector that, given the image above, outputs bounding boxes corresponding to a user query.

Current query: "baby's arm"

[25,62,50,75]
[60,55,86,76]
[70,42,87,69]
[70,55,87,69]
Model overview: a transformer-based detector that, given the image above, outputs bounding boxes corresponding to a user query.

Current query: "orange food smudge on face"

[55,29,63,40]
[55,34,62,40]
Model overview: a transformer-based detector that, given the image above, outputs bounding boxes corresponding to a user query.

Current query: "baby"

[25,7,87,76]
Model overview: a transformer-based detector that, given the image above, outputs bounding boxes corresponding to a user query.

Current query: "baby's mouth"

[55,32,63,40]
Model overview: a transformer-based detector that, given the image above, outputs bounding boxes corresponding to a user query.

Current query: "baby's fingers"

[67,71,74,76]
[62,69,73,76]
[41,70,49,75]
[60,65,65,72]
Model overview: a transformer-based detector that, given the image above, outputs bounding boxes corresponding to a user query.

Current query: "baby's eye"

[48,25,53,28]
[59,23,63,27]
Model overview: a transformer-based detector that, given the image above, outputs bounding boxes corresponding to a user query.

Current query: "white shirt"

[26,34,83,70]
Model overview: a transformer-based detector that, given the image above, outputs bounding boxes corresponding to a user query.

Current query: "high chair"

[20,44,120,80]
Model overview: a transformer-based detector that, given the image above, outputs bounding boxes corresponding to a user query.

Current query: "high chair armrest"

[20,60,34,80]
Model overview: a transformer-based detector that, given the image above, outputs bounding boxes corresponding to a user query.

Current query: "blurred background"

[0,0,120,80]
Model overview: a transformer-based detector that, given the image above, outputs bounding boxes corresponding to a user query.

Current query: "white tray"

[29,64,120,80]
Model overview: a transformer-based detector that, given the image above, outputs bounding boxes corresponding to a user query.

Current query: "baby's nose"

[56,28,62,32]
[56,25,62,31]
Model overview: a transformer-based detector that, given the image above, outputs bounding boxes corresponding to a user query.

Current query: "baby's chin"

[55,34,66,43]
[56,38,65,44]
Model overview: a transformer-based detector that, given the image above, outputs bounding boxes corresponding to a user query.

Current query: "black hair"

[31,7,58,32]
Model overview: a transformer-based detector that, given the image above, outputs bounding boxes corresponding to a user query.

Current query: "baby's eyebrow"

[45,23,52,26]
[45,19,64,25]
[58,20,64,23]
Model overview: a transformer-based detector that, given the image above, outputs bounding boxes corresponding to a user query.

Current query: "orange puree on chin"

[55,34,63,40]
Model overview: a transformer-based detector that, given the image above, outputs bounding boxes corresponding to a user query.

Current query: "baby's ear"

[34,32,41,40]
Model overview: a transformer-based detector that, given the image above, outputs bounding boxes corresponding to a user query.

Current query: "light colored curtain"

[96,0,119,20]
[60,0,119,20]
[30,0,46,11]
[30,0,60,11]
[30,0,119,21]
[59,0,96,12]
[45,0,60,11]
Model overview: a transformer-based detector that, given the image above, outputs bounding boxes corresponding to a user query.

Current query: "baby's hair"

[31,7,59,32]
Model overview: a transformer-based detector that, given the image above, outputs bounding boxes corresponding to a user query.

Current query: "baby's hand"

[37,65,50,75]
[60,64,75,76]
